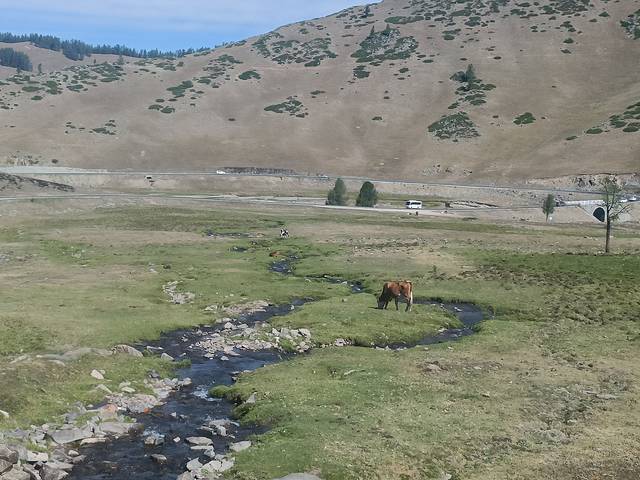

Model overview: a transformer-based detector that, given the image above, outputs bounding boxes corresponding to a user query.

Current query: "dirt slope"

[0,0,639,184]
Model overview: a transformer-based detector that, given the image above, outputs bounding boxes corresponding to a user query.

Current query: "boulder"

[48,427,93,445]
[90,370,104,380]
[39,466,68,480]
[185,437,212,446]
[0,467,31,480]
[98,422,141,436]
[160,353,174,362]
[200,458,234,474]
[150,454,167,465]
[0,460,13,475]
[111,394,158,414]
[96,404,118,421]
[111,345,144,358]
[200,460,222,474]
[21,465,41,480]
[186,458,202,472]
[230,441,251,453]
[25,451,48,463]
[144,433,165,447]
[79,438,107,446]
[0,446,18,464]
[44,463,72,473]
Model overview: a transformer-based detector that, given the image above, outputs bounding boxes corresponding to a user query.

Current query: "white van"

[405,200,423,209]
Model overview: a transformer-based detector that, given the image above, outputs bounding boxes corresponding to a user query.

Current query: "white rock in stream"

[186,458,203,472]
[186,437,213,446]
[230,441,251,453]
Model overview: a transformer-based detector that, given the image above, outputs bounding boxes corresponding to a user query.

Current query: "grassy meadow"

[0,200,639,479]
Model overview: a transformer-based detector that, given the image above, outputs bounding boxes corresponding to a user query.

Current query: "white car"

[405,200,423,209]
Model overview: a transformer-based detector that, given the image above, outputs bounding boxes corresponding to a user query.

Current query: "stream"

[68,260,486,479]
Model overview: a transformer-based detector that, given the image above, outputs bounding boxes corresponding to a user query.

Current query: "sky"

[0,0,364,52]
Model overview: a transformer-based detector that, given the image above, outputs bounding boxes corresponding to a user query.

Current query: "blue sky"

[0,0,364,51]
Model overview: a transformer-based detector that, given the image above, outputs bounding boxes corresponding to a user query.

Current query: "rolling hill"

[1,0,639,185]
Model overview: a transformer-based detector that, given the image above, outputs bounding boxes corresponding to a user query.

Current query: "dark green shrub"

[356,182,378,208]
[327,178,348,206]
[514,112,536,125]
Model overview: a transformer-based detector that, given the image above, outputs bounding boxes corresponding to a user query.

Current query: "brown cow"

[378,281,413,312]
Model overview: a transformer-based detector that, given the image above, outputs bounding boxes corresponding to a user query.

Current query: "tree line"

[326,178,379,208]
[0,47,32,71]
[0,32,207,61]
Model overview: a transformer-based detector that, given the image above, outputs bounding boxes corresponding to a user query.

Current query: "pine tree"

[465,64,476,83]
[542,194,555,222]
[327,178,348,206]
[356,181,378,207]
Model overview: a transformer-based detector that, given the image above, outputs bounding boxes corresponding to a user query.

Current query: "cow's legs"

[405,293,413,312]
[394,297,399,310]
[405,299,412,312]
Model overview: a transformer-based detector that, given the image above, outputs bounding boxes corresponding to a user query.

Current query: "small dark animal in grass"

[378,281,413,312]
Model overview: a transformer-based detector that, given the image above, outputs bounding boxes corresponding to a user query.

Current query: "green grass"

[269,295,457,347]
[215,245,640,479]
[0,354,176,428]
[1,204,639,479]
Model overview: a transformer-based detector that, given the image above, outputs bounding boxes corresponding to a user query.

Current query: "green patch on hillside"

[514,112,536,125]
[91,119,117,136]
[253,33,337,67]
[621,10,640,39]
[166,80,194,98]
[353,65,370,79]
[351,26,418,65]
[238,70,261,80]
[264,96,308,118]
[586,101,640,135]
[385,15,424,24]
[428,112,479,141]
[450,65,496,107]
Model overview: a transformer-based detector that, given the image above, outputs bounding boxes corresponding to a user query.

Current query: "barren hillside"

[1,0,639,184]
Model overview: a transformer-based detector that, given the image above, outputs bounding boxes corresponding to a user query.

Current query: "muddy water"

[69,261,486,479]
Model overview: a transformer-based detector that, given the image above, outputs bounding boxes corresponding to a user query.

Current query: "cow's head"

[377,296,385,309]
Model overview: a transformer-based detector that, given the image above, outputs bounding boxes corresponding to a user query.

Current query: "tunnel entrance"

[593,207,606,222]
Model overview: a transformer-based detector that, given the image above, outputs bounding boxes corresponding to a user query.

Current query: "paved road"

[0,191,551,217]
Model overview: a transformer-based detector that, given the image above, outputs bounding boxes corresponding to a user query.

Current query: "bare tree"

[600,176,630,253]
[542,194,555,222]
